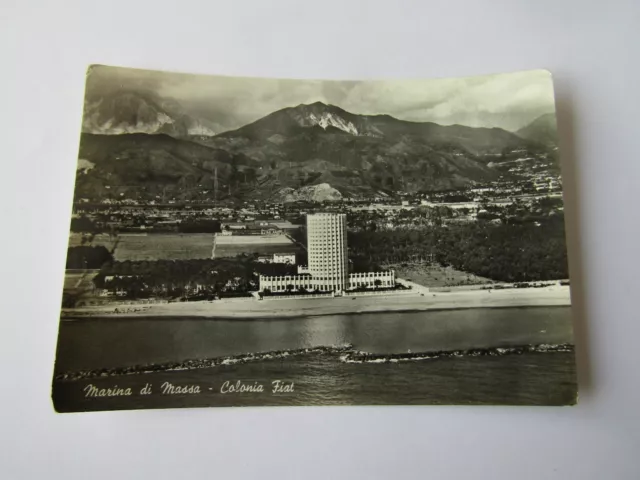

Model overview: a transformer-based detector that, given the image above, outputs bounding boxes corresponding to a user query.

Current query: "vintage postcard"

[52,66,576,412]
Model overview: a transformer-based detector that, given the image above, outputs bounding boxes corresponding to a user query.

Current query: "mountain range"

[82,90,221,137]
[75,95,558,202]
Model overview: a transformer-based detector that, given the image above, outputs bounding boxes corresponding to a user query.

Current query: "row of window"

[350,272,394,277]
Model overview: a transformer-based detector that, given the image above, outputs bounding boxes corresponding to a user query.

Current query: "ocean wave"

[54,343,574,381]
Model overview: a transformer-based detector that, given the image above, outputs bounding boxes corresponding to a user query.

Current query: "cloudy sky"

[87,65,556,132]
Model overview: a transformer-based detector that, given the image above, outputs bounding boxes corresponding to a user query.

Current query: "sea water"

[52,307,577,410]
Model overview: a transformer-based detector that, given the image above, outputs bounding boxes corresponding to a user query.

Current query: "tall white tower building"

[258,212,395,294]
[307,213,348,292]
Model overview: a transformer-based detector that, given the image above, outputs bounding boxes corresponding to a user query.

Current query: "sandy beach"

[62,284,571,319]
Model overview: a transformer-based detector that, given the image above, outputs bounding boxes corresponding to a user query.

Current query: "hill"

[73,133,258,201]
[516,113,558,146]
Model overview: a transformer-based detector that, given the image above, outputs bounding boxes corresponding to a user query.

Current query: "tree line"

[348,216,568,282]
[92,255,297,300]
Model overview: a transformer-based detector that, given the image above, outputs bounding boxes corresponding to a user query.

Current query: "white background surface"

[1,0,639,478]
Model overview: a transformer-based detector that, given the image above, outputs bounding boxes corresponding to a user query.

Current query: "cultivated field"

[113,234,215,261]
[390,262,494,288]
[213,234,300,258]
[68,232,300,261]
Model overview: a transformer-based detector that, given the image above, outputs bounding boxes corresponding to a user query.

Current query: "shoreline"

[61,284,572,320]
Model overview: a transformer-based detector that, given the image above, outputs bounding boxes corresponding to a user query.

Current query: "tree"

[178,219,221,233]
[70,215,99,233]
[374,279,382,288]
[61,292,80,308]
[66,246,113,269]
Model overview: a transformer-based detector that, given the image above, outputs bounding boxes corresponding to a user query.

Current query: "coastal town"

[63,166,570,317]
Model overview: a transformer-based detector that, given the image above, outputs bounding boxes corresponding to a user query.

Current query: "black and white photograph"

[52,66,576,412]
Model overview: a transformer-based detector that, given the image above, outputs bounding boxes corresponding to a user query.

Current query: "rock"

[280,183,343,202]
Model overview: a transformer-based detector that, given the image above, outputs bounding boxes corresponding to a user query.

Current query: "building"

[259,213,395,294]
[257,253,297,265]
[273,253,296,265]
[221,222,247,231]
[307,213,348,292]
[260,226,280,235]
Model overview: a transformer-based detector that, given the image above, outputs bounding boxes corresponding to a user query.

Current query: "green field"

[390,262,493,288]
[213,234,299,258]
[67,232,302,262]
[113,234,215,261]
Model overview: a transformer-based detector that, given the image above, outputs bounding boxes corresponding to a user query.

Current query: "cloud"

[334,70,555,130]
[86,66,556,132]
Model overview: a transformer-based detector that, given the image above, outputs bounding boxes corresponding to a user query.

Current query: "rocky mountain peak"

[287,102,359,135]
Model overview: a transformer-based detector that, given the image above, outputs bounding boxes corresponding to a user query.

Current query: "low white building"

[273,253,296,265]
[257,253,297,264]
[348,271,395,289]
[259,270,395,293]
